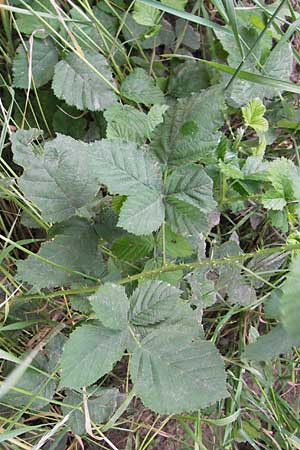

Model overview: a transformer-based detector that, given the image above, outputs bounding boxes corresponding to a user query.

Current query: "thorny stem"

[13,242,300,302]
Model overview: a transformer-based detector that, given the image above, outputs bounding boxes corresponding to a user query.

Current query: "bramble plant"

[1,0,300,447]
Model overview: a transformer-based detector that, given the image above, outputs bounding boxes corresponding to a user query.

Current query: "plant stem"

[15,242,300,302]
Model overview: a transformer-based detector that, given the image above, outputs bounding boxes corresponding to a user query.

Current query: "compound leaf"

[60,322,127,389]
[131,328,228,414]
[52,51,117,111]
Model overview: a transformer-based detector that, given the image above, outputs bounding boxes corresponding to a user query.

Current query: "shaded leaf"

[280,253,300,338]
[17,218,103,290]
[62,387,122,436]
[52,51,117,111]
[13,38,58,89]
[169,61,210,98]
[1,354,56,409]
[243,325,300,362]
[112,234,154,261]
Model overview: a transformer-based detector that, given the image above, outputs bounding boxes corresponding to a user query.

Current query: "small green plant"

[2,0,300,447]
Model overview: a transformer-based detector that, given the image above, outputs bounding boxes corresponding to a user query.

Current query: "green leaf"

[165,164,217,212]
[131,328,228,413]
[262,42,293,98]
[112,234,154,261]
[121,12,175,50]
[11,129,43,169]
[169,61,210,98]
[264,289,282,320]
[147,104,169,130]
[1,353,56,409]
[261,193,286,211]
[94,199,124,243]
[266,158,298,201]
[14,133,165,234]
[161,0,187,10]
[158,225,193,258]
[133,1,160,26]
[280,253,300,338]
[17,218,103,290]
[120,68,164,106]
[60,322,127,389]
[242,98,268,134]
[62,387,122,436]
[151,86,225,166]
[118,189,165,235]
[227,284,257,306]
[175,19,200,50]
[52,105,87,140]
[104,103,168,145]
[216,26,293,106]
[52,51,117,111]
[104,103,150,144]
[89,284,129,331]
[187,268,217,308]
[15,134,105,222]
[219,161,244,180]
[165,197,209,236]
[90,141,164,235]
[128,281,199,342]
[13,38,58,89]
[243,325,300,362]
[92,140,162,196]
[63,5,119,53]
[14,0,59,38]
[142,257,184,285]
